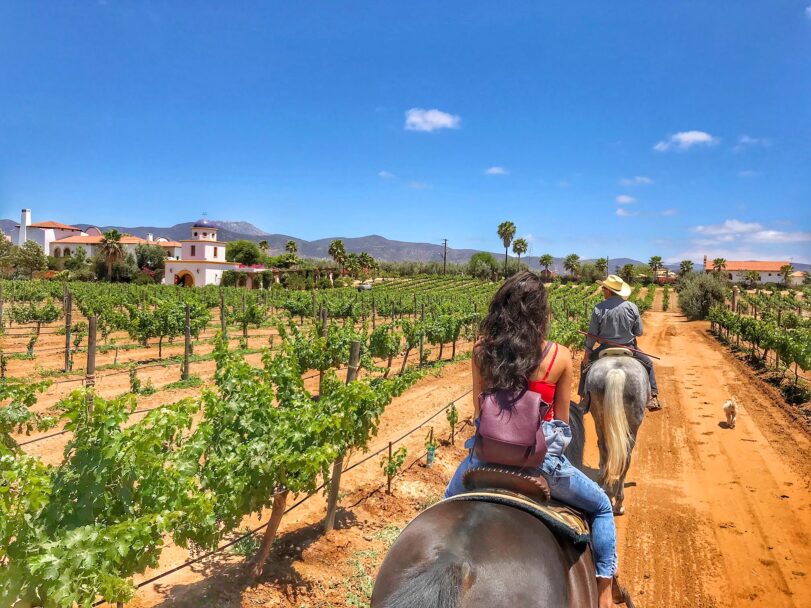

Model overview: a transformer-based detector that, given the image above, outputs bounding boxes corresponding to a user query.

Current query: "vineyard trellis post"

[242,290,248,339]
[0,283,4,334]
[371,295,376,329]
[85,316,97,411]
[318,307,328,393]
[182,304,191,380]
[731,286,739,312]
[323,339,361,532]
[63,289,72,372]
[219,290,227,337]
[419,303,425,365]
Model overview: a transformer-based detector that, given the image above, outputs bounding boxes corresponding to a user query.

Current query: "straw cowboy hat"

[598,274,632,299]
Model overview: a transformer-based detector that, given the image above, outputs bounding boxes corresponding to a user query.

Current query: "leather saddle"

[598,346,634,359]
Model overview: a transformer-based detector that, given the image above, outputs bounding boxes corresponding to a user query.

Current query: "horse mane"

[566,401,586,471]
[381,555,472,608]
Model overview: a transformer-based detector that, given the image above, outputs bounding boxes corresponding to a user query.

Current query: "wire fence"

[89,388,473,606]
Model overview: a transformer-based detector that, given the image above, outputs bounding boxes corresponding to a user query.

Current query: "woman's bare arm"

[553,349,572,424]
[472,353,483,420]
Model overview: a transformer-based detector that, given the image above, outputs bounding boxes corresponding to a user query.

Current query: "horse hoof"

[613,506,625,516]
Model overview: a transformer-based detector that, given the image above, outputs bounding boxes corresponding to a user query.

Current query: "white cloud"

[378,170,395,179]
[734,134,771,152]
[616,208,638,217]
[661,209,677,216]
[691,219,811,244]
[619,176,653,186]
[615,195,636,205]
[654,130,719,152]
[408,181,431,190]
[485,166,508,175]
[404,108,461,132]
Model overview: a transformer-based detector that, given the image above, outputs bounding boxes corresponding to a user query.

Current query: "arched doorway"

[175,270,195,287]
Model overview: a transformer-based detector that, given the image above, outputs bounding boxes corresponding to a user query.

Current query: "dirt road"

[601,310,811,607]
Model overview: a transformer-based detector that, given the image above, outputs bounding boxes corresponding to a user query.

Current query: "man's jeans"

[578,339,658,397]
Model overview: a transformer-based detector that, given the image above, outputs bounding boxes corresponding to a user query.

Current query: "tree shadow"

[150,509,358,608]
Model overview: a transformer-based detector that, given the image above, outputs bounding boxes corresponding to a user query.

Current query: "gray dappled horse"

[584,353,648,515]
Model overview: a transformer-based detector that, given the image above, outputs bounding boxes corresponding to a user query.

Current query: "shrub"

[678,273,729,320]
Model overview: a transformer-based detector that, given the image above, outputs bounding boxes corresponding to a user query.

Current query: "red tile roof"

[704,259,789,272]
[53,235,148,245]
[156,240,181,247]
[19,221,81,231]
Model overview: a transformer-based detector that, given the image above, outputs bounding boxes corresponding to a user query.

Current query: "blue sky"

[1,1,809,263]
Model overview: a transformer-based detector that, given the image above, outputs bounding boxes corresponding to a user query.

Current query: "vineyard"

[0,277,628,607]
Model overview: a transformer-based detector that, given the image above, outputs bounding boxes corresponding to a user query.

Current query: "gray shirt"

[585,295,642,350]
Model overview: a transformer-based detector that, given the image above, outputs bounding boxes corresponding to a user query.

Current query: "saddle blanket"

[444,489,591,545]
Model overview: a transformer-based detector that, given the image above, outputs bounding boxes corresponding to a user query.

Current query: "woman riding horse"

[372,272,626,608]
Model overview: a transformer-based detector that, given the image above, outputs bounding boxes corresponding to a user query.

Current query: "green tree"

[619,263,636,284]
[135,244,167,272]
[0,230,14,278]
[595,257,609,277]
[285,240,297,254]
[648,256,663,272]
[538,254,554,276]
[563,253,581,280]
[99,229,125,281]
[258,240,269,254]
[779,264,794,287]
[226,240,262,265]
[743,269,761,288]
[328,239,347,269]
[512,238,528,269]
[679,260,694,276]
[12,241,48,279]
[497,221,517,278]
[467,252,499,280]
[64,246,89,271]
[678,273,729,320]
[712,258,727,274]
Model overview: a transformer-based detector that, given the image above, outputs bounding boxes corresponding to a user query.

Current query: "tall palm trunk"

[504,247,508,277]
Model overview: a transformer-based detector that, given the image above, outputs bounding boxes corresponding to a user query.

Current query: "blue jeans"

[445,439,617,578]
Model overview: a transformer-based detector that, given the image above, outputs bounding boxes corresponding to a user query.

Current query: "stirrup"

[647,395,662,411]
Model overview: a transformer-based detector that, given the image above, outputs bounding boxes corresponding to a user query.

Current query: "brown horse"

[371,407,602,608]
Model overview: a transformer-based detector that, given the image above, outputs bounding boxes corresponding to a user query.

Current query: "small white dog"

[723,399,738,429]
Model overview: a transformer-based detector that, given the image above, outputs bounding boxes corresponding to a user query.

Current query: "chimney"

[18,208,31,246]
[703,255,707,270]
[147,233,154,242]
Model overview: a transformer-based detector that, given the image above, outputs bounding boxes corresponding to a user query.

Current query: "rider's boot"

[646,393,662,411]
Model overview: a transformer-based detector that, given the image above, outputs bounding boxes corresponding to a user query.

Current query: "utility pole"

[442,238,448,275]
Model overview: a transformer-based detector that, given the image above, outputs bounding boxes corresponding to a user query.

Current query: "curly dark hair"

[476,271,550,391]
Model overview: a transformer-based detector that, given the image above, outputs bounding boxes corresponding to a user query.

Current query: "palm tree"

[285,240,297,254]
[619,263,635,284]
[328,239,347,269]
[779,264,794,286]
[497,221,517,278]
[679,260,694,276]
[99,229,124,281]
[712,258,727,275]
[743,269,761,288]
[258,240,269,254]
[648,256,663,272]
[563,253,581,280]
[595,257,609,277]
[538,254,554,276]
[512,238,528,269]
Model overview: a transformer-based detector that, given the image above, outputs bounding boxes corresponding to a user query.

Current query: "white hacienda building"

[163,218,266,287]
[703,255,789,284]
[9,208,181,260]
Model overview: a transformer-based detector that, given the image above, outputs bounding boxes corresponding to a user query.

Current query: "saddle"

[457,466,590,544]
[597,346,634,359]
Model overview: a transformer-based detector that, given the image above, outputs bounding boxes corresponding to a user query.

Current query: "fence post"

[419,303,425,366]
[219,290,227,337]
[731,286,739,312]
[323,340,361,532]
[387,441,393,494]
[85,316,97,410]
[182,304,191,380]
[63,290,72,372]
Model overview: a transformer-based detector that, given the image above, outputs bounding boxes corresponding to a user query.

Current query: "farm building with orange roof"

[703,255,791,284]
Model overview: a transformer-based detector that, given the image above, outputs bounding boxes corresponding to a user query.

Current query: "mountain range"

[2,218,808,274]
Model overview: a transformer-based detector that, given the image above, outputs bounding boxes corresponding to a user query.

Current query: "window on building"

[214,246,218,258]
[191,245,196,256]
[194,232,198,237]
[203,232,208,238]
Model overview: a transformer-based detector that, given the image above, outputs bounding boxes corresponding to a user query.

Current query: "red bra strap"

[541,343,559,382]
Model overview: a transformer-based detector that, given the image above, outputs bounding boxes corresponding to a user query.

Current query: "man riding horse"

[578,275,662,411]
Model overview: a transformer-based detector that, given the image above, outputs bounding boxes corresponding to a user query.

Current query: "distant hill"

[1,217,808,272]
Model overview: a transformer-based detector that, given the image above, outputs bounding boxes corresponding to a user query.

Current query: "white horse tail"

[601,368,631,486]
